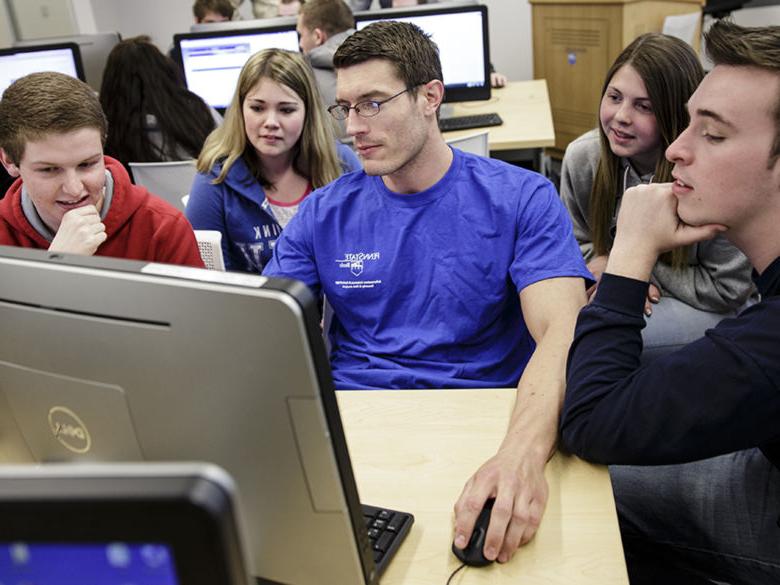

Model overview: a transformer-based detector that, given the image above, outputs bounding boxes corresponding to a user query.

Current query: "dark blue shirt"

[561,257,780,469]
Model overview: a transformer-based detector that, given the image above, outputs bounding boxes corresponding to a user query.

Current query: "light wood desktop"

[338,388,629,585]
[442,80,556,154]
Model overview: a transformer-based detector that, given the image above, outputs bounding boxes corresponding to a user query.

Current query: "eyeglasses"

[327,87,417,121]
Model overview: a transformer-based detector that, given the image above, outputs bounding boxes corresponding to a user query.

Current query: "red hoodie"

[0,156,204,268]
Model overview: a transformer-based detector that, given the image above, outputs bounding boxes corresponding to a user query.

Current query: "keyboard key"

[374,531,396,553]
[372,518,387,530]
[387,513,408,533]
[367,528,380,539]
[378,509,393,521]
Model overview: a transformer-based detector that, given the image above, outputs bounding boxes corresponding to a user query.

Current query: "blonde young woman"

[560,33,755,360]
[186,49,361,273]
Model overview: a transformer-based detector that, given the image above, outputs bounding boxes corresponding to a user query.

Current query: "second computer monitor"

[354,2,491,103]
[0,42,85,98]
[173,23,299,111]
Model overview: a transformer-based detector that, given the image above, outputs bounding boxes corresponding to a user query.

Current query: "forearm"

[500,321,576,465]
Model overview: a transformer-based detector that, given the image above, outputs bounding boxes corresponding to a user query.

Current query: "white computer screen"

[0,46,82,98]
[177,29,300,110]
[355,5,489,102]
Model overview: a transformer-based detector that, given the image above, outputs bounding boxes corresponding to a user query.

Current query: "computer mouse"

[451,497,495,567]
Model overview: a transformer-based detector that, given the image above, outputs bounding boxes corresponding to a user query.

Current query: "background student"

[186,49,360,273]
[192,0,236,23]
[297,0,355,111]
[0,72,203,267]
[100,36,221,170]
[561,21,780,585]
[560,33,755,360]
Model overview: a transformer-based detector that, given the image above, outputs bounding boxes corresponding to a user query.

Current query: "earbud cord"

[446,562,467,585]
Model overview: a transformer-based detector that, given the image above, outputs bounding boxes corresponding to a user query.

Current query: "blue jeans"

[641,297,739,364]
[610,450,780,584]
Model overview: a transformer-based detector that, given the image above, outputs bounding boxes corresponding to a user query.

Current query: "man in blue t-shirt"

[263,21,591,563]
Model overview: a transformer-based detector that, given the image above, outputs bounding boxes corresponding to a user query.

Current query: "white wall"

[0,1,14,47]
[89,0,535,80]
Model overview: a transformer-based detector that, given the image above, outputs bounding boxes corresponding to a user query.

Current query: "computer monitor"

[14,32,121,92]
[0,43,85,99]
[189,15,298,33]
[0,463,250,585]
[173,23,300,112]
[354,2,491,103]
[0,246,411,585]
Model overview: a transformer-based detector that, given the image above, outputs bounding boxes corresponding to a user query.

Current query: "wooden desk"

[443,80,556,155]
[338,389,628,585]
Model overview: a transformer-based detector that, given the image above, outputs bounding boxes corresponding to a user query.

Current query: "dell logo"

[48,406,92,454]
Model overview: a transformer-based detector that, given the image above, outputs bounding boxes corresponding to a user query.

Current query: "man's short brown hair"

[705,20,780,166]
[192,0,234,21]
[299,0,353,36]
[333,20,442,92]
[0,72,107,165]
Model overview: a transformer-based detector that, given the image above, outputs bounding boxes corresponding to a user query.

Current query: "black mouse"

[451,497,495,566]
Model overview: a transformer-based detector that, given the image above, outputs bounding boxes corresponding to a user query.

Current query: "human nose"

[614,101,632,125]
[61,169,83,196]
[666,127,691,165]
[344,108,367,137]
[263,110,280,128]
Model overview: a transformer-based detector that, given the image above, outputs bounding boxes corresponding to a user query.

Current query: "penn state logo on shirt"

[335,252,382,289]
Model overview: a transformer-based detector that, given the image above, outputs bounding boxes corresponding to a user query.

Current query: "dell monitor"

[354,2,491,103]
[0,246,411,585]
[173,23,300,112]
[0,43,85,98]
[14,32,121,92]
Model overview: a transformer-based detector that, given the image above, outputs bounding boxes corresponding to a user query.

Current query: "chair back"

[129,160,197,212]
[194,230,226,271]
[445,130,490,157]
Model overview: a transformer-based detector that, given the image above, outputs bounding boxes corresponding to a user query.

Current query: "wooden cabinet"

[530,0,703,157]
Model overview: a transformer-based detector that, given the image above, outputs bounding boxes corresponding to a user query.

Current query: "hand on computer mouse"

[451,497,495,567]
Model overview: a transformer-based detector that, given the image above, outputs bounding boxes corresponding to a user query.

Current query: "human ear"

[0,149,20,177]
[420,79,445,115]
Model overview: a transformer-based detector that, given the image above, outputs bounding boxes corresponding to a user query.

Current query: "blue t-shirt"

[264,149,591,389]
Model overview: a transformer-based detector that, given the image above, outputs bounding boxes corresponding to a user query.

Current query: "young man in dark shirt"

[561,21,780,585]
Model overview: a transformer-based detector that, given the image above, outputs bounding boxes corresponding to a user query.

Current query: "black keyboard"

[439,112,503,132]
[362,503,414,575]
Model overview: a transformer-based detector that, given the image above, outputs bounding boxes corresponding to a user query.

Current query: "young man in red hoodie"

[0,72,203,267]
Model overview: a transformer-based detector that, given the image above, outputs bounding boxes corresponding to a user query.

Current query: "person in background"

[0,72,203,267]
[560,33,754,361]
[193,0,235,23]
[561,21,780,585]
[297,0,355,110]
[264,21,591,563]
[100,36,221,170]
[186,49,360,273]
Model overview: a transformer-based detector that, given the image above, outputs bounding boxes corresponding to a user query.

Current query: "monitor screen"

[174,24,300,111]
[14,32,121,92]
[0,43,85,98]
[0,463,250,585]
[354,3,491,103]
[0,542,179,584]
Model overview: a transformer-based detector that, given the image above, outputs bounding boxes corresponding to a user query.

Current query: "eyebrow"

[246,98,300,105]
[692,107,734,128]
[30,153,102,166]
